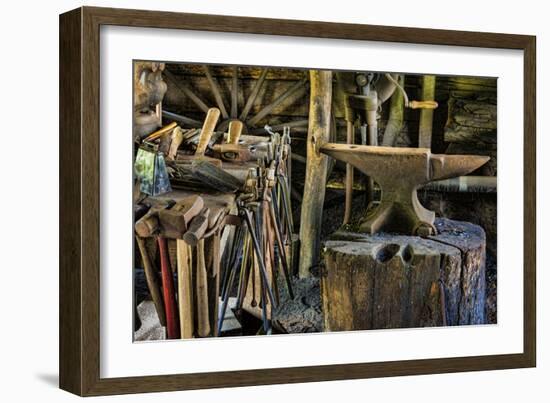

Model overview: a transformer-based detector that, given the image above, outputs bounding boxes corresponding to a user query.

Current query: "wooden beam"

[298,70,333,278]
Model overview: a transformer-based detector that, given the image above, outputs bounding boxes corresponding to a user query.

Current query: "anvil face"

[320,143,490,235]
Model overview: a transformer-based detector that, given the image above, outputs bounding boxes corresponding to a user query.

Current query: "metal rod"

[277,178,294,236]
[242,208,277,308]
[269,190,294,299]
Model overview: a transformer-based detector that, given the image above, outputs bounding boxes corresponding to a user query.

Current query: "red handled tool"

[158,236,180,339]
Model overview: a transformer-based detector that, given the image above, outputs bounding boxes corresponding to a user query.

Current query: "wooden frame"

[59,6,536,396]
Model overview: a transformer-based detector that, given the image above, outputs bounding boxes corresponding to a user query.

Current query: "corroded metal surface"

[320,143,489,235]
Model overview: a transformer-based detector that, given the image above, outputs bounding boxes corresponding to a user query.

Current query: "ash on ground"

[273,275,323,333]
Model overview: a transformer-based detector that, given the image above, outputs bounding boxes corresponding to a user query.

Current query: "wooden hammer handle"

[143,121,178,142]
[196,239,211,337]
[158,236,180,339]
[135,236,166,327]
[196,108,220,156]
[227,120,243,145]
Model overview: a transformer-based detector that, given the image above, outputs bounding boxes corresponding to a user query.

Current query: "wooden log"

[321,218,486,330]
[298,70,333,278]
[444,95,497,146]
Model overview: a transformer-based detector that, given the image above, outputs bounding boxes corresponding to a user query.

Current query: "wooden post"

[298,70,333,278]
[418,75,436,149]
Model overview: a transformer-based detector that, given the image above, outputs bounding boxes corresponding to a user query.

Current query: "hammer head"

[212,143,257,162]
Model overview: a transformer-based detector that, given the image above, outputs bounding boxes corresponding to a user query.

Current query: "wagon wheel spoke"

[246,77,308,127]
[239,68,269,122]
[231,66,239,119]
[204,65,229,119]
[163,70,210,114]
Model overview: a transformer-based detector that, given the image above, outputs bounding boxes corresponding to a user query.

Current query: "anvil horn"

[430,154,490,181]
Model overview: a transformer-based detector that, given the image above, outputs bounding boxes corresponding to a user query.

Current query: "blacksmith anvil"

[320,143,490,235]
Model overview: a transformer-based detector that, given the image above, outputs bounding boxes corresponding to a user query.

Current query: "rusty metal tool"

[320,144,490,235]
[240,206,277,309]
[158,236,180,339]
[217,225,247,335]
[268,189,294,299]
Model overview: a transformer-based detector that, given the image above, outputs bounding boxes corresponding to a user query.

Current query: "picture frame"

[59,6,536,396]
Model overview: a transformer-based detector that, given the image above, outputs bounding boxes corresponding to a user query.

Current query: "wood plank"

[298,70,333,278]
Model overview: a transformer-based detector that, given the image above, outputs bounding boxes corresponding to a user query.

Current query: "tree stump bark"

[321,218,486,331]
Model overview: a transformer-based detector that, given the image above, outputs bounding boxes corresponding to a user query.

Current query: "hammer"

[177,108,222,167]
[157,195,204,239]
[134,200,175,238]
[212,120,256,162]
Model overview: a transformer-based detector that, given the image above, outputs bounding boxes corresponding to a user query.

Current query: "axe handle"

[227,120,243,145]
[158,236,180,339]
[196,239,211,337]
[196,108,220,156]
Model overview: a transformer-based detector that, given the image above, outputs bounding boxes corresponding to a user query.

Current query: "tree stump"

[321,218,486,331]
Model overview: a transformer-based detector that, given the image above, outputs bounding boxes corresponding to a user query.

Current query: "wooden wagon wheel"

[162,66,316,135]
